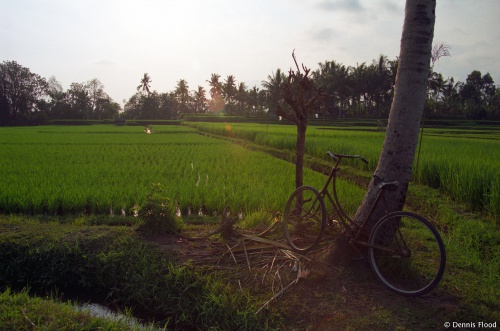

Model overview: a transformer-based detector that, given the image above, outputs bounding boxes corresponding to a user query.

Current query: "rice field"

[186,122,500,219]
[0,125,364,216]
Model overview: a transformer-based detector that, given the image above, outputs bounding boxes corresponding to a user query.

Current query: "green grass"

[1,122,499,328]
[186,121,500,220]
[0,125,364,216]
[0,287,158,331]
[0,217,282,330]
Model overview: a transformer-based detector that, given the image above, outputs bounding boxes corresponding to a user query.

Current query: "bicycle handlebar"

[327,151,369,164]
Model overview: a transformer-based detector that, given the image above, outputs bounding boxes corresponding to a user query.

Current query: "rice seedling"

[1,125,362,217]
[186,122,500,219]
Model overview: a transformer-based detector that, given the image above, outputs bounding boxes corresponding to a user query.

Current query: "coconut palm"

[349,62,367,113]
[262,68,286,116]
[441,77,461,114]
[137,73,152,96]
[372,55,393,116]
[314,61,340,117]
[221,75,237,114]
[428,71,446,101]
[206,73,224,113]
[206,73,221,100]
[175,79,190,114]
[352,0,436,234]
[193,86,208,113]
[235,82,248,115]
[247,86,260,115]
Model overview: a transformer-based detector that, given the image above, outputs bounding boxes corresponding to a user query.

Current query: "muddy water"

[74,303,157,330]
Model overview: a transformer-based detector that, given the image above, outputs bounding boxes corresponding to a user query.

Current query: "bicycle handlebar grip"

[358,156,369,164]
[327,151,368,164]
[326,151,338,160]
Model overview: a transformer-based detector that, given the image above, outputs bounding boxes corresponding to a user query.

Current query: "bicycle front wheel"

[368,211,446,296]
[283,186,326,253]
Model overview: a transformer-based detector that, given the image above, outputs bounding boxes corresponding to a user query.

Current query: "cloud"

[311,27,337,43]
[317,0,365,12]
[93,59,116,67]
[379,0,402,14]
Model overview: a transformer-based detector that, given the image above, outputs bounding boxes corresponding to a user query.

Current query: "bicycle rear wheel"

[368,211,446,296]
[283,186,326,253]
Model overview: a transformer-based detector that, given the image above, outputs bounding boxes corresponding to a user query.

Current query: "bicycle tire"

[283,186,326,253]
[368,211,446,296]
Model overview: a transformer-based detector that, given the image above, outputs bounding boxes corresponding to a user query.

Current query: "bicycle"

[283,151,446,296]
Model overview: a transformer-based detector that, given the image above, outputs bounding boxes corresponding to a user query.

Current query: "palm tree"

[428,71,445,102]
[175,79,190,114]
[331,62,351,117]
[222,75,237,114]
[235,82,247,115]
[372,55,392,116]
[441,77,461,114]
[386,57,399,107]
[247,86,260,115]
[262,68,286,116]
[137,73,152,96]
[314,61,340,117]
[349,62,367,113]
[352,0,436,235]
[193,86,207,114]
[206,73,224,113]
[206,73,221,100]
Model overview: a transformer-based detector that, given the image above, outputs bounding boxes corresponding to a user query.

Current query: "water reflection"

[74,303,158,330]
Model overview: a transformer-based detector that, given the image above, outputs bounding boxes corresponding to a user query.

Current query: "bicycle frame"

[287,152,447,296]
[319,154,403,255]
[318,157,355,233]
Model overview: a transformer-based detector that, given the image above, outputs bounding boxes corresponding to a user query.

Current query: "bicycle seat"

[373,175,399,190]
[379,181,399,191]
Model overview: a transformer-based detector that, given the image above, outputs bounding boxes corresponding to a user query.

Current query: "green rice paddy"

[0,125,363,217]
[1,122,498,219]
[187,122,500,219]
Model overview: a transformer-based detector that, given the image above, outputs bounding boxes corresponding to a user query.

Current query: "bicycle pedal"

[348,239,365,260]
[328,219,339,226]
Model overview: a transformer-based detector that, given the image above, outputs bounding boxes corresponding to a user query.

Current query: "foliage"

[187,122,500,220]
[138,183,181,235]
[0,220,282,330]
[59,79,119,120]
[275,51,326,189]
[0,288,158,331]
[261,69,287,117]
[0,61,48,125]
[2,56,499,126]
[0,125,344,216]
[137,73,152,95]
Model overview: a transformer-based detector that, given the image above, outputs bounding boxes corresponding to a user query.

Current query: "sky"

[1,0,499,107]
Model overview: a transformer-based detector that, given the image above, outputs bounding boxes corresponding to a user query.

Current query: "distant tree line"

[122,73,265,120]
[0,61,120,125]
[1,57,499,126]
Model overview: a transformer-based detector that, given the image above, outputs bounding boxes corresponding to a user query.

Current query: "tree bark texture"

[277,51,325,190]
[327,0,436,267]
[295,121,307,189]
[353,0,436,234]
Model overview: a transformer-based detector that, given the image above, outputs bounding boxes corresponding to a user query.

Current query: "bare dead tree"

[277,50,326,189]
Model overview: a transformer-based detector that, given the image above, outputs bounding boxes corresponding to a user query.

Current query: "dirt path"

[148,228,461,330]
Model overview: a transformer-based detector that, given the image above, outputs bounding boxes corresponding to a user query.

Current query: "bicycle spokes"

[369,212,446,296]
[283,186,326,253]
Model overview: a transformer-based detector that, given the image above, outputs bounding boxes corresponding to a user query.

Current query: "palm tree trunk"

[328,0,436,265]
[355,0,435,232]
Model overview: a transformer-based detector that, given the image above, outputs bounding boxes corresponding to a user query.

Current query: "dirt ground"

[148,224,462,331]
